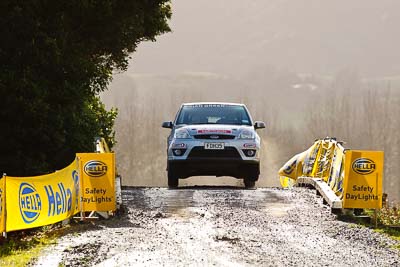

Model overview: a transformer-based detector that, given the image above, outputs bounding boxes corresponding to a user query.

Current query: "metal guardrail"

[297,177,342,209]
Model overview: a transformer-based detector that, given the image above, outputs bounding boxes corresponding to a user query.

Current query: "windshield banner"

[185,104,234,108]
[5,161,80,232]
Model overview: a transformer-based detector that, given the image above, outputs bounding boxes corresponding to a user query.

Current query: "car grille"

[193,135,235,140]
[188,147,241,159]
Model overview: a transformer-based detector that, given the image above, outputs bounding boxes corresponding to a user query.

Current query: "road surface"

[35,187,399,266]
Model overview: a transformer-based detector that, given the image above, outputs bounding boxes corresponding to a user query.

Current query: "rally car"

[162,102,265,188]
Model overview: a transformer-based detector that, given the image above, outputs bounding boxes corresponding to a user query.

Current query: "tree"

[0,1,171,175]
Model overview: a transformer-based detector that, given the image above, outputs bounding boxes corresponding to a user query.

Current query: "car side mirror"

[254,121,266,129]
[162,121,173,129]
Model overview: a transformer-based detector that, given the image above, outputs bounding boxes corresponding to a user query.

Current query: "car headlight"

[238,130,255,139]
[174,129,191,139]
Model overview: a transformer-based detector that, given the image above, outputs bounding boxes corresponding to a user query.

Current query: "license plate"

[204,142,225,150]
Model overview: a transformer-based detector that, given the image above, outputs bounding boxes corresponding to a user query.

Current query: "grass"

[0,217,107,267]
[375,204,400,251]
[0,224,67,267]
[337,204,400,251]
[377,204,400,226]
[315,202,400,251]
[374,227,400,251]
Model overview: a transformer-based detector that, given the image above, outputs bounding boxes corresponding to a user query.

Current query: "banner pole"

[3,173,7,238]
[374,172,379,228]
[78,157,85,221]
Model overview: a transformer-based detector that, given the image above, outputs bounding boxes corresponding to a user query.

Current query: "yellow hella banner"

[5,161,80,232]
[343,150,384,209]
[0,176,5,233]
[77,153,115,212]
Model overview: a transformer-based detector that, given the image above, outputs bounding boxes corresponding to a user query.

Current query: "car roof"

[182,102,245,106]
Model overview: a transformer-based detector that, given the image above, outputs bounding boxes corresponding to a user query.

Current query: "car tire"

[168,170,179,188]
[244,177,256,188]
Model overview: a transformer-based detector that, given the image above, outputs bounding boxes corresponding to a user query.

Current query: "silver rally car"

[162,102,265,188]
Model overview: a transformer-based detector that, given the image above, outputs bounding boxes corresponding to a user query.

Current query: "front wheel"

[244,177,256,188]
[168,170,179,188]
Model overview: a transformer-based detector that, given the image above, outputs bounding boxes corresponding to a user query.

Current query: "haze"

[132,0,400,76]
[101,0,400,201]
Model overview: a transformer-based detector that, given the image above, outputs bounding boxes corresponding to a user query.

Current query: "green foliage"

[378,205,400,226]
[86,96,118,150]
[0,1,171,175]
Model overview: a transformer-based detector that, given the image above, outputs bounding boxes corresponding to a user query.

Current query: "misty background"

[101,0,400,201]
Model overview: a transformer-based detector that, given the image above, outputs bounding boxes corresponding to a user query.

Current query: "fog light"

[174,149,182,156]
[243,149,256,157]
[173,149,186,156]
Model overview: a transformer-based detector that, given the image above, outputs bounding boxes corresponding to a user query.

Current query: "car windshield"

[176,104,252,126]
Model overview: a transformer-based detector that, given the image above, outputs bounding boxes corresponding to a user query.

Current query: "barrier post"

[77,156,85,221]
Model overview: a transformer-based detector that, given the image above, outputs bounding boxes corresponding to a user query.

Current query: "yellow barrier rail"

[279,137,384,210]
[95,137,111,153]
[279,138,345,196]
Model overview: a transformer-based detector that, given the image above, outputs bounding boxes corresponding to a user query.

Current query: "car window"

[176,104,252,126]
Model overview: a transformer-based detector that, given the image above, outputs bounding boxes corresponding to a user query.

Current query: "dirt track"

[35,187,399,266]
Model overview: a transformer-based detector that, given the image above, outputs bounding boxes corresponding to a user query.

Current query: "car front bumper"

[168,139,261,160]
[168,159,259,179]
[167,139,261,179]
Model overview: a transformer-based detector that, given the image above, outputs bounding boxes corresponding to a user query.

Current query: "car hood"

[177,124,254,136]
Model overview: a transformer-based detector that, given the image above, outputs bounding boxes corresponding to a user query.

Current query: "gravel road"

[35,187,399,266]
